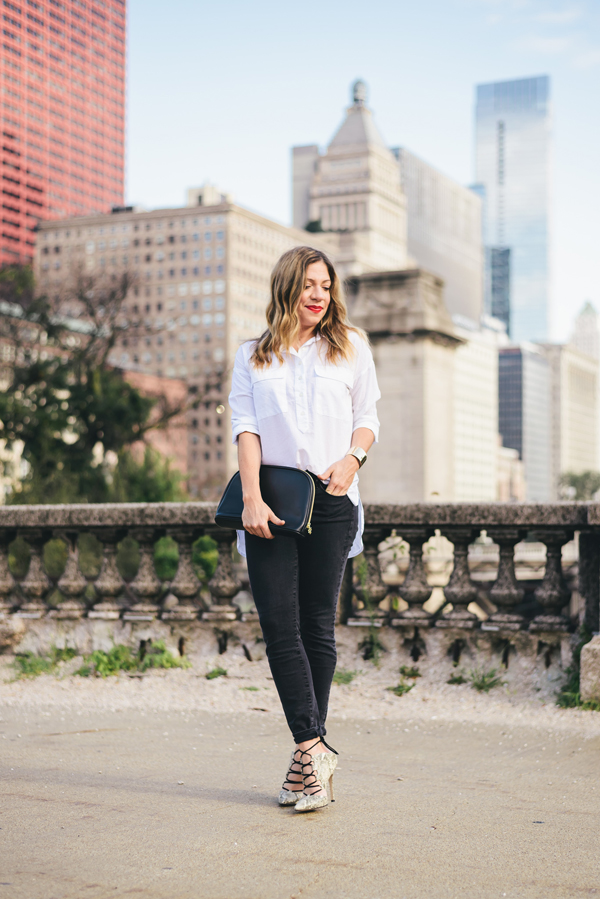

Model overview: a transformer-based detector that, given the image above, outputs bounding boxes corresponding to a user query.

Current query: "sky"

[126,0,600,342]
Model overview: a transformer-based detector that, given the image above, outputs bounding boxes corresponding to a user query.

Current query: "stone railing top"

[0,500,597,531]
[0,501,217,529]
[363,502,593,529]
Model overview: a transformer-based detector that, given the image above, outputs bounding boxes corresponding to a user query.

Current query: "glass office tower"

[475,76,551,342]
[499,346,552,501]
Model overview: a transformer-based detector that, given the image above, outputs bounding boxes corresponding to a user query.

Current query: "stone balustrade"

[0,502,599,664]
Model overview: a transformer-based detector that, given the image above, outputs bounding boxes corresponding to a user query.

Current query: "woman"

[229,245,380,813]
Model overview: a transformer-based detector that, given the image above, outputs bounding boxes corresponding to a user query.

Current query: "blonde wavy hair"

[250,246,364,367]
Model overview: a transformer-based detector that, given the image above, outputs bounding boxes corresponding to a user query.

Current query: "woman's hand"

[317,455,360,496]
[242,494,285,539]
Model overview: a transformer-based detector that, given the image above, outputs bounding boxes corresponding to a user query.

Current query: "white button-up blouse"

[229,330,381,558]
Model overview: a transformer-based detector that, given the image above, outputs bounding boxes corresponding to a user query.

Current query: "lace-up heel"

[278,749,305,806]
[294,740,338,814]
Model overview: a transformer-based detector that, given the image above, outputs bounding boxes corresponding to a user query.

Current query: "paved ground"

[1,698,599,899]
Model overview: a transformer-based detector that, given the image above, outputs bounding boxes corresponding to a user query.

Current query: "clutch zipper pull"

[305,471,315,536]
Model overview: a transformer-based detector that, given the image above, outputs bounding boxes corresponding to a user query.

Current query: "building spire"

[352,79,367,107]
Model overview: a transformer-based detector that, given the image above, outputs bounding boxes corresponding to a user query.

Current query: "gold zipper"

[306,478,315,535]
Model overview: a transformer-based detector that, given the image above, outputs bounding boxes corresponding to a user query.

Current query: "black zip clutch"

[214,465,316,536]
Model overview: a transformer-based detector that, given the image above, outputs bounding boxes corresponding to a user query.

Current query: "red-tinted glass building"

[1,0,126,266]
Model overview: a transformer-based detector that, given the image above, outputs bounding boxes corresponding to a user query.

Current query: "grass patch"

[469,667,505,693]
[358,630,386,664]
[240,686,260,691]
[399,665,421,679]
[447,672,468,685]
[12,646,78,679]
[75,641,189,678]
[206,666,227,680]
[333,667,359,685]
[387,678,414,697]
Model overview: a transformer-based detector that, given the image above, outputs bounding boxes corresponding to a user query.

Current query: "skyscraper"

[475,76,551,342]
[498,345,552,501]
[1,0,126,267]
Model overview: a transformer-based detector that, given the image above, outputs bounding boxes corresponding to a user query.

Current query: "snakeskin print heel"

[278,748,305,806]
[294,740,338,814]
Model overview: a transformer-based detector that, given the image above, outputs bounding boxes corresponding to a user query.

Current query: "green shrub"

[469,667,504,693]
[75,640,189,678]
[206,666,227,680]
[333,667,358,685]
[447,672,467,685]
[12,645,77,679]
[358,629,386,664]
[139,639,190,672]
[399,665,421,679]
[13,652,55,678]
[387,678,414,697]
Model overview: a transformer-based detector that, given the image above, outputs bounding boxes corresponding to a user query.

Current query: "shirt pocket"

[314,363,353,421]
[251,367,288,420]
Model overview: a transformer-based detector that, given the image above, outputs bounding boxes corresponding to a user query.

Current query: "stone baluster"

[17,528,51,618]
[393,527,434,627]
[0,529,16,617]
[89,529,127,619]
[205,529,241,622]
[162,527,202,620]
[578,532,600,635]
[352,526,390,622]
[484,529,525,631]
[50,530,88,619]
[530,529,573,632]
[125,528,162,621]
[436,528,479,629]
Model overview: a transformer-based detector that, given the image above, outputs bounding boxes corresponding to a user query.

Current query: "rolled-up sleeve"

[229,343,260,444]
[351,340,381,442]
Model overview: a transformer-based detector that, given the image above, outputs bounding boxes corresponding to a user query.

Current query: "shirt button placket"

[297,360,307,432]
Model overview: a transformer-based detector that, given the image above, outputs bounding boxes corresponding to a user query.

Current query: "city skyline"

[126,0,600,344]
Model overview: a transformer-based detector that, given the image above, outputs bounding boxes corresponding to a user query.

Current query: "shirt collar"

[288,331,322,357]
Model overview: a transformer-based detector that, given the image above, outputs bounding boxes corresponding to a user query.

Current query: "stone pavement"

[1,706,599,899]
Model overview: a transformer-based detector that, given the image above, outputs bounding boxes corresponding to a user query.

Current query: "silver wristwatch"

[346,446,367,468]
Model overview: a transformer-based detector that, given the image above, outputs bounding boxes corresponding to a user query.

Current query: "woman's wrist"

[346,454,360,472]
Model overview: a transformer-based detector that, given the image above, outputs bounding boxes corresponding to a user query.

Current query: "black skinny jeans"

[245,473,358,744]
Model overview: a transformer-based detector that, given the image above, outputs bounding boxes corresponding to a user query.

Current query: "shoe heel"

[329,772,335,802]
